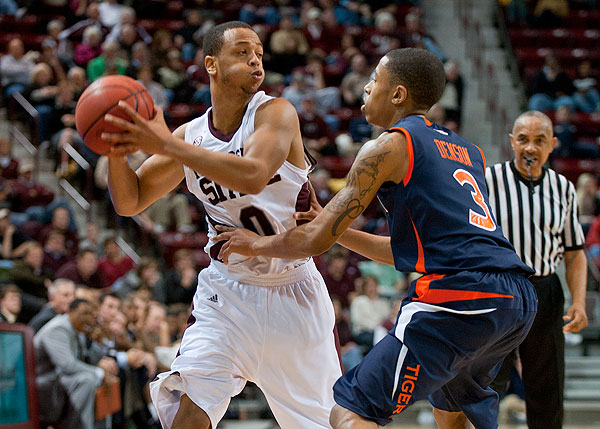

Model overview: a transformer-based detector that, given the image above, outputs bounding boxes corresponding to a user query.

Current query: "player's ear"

[391,84,408,106]
[205,55,217,76]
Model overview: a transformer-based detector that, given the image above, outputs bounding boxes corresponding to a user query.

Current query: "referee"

[486,110,588,429]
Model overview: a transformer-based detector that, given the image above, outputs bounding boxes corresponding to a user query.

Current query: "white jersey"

[184,91,310,278]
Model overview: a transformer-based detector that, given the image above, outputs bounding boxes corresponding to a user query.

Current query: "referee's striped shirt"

[485,160,585,277]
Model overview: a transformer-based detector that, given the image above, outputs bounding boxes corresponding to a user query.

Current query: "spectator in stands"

[362,11,402,62]
[112,23,139,60]
[11,161,54,215]
[98,235,134,287]
[98,0,126,29]
[268,30,308,78]
[438,59,464,126]
[270,15,309,56]
[302,7,340,53]
[157,48,189,103]
[154,249,198,305]
[26,62,59,143]
[187,49,211,106]
[79,222,103,254]
[501,0,528,24]
[126,41,152,79]
[299,95,337,157]
[137,190,194,235]
[403,11,446,61]
[42,229,73,275]
[10,242,50,321]
[0,284,21,323]
[532,0,569,28]
[350,276,390,352]
[577,173,600,236]
[150,29,174,70]
[137,302,170,357]
[310,167,334,205]
[173,8,206,61]
[0,38,35,99]
[321,246,360,308]
[56,248,106,290]
[114,257,161,299]
[34,298,119,429]
[137,66,169,110]
[572,60,600,113]
[283,62,341,124]
[39,206,79,257]
[0,138,19,180]
[586,215,600,269]
[29,278,76,332]
[87,40,127,82]
[0,208,31,259]
[528,54,576,111]
[552,105,599,158]
[67,66,88,100]
[46,19,74,67]
[332,295,363,371]
[340,53,372,108]
[74,25,104,67]
[59,2,108,56]
[0,0,17,15]
[106,6,152,45]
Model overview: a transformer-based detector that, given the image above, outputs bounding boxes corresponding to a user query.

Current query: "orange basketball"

[75,75,155,156]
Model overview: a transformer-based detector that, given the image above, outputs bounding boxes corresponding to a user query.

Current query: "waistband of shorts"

[208,258,317,286]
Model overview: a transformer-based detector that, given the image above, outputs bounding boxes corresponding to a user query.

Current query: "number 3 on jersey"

[453,169,497,232]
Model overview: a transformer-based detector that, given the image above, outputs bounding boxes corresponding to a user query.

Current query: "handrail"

[8,123,39,182]
[10,91,40,147]
[62,142,90,171]
[115,236,140,265]
[58,178,91,211]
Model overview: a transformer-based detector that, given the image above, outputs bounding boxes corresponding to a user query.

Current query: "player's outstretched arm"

[107,125,185,217]
[295,181,394,265]
[103,99,297,195]
[215,132,407,262]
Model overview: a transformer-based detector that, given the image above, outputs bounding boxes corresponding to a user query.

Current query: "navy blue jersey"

[378,116,532,276]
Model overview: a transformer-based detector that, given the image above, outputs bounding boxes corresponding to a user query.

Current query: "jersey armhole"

[473,144,486,171]
[389,127,414,186]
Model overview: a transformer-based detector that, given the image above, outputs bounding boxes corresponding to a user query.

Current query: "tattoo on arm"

[326,143,392,236]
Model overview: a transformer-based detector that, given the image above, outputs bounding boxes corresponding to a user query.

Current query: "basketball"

[75,75,155,156]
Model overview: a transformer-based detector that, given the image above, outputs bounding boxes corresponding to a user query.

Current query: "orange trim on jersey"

[423,117,433,126]
[389,127,414,186]
[410,216,425,273]
[473,144,486,171]
[412,274,514,304]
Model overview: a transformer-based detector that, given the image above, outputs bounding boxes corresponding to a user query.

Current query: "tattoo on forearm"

[326,145,392,236]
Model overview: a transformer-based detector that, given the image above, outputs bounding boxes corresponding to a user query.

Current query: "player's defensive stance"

[214,48,538,429]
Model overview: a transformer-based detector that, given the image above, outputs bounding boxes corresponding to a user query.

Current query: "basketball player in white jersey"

[101,21,341,429]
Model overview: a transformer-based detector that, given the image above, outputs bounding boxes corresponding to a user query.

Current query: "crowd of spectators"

[0,0,515,426]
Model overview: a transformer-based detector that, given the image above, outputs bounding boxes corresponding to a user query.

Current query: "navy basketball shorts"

[333,270,537,428]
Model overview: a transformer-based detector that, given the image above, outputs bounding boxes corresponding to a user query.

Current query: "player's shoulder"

[172,122,188,139]
[255,96,298,126]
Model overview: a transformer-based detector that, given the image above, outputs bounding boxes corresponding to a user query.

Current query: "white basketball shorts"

[149,259,342,429]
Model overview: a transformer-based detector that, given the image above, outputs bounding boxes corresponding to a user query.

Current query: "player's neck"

[210,94,252,135]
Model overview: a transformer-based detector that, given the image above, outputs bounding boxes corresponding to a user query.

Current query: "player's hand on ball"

[213,226,260,264]
[102,101,172,155]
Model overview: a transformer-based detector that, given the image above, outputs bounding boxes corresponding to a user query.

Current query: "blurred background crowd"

[0,0,599,427]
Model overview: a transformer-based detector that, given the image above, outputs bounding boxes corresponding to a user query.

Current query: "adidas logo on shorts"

[207,294,218,303]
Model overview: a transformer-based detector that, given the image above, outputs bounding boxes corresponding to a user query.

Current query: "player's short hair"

[384,48,446,111]
[203,21,254,57]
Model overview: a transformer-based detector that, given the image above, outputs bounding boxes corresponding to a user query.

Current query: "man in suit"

[34,298,119,429]
[29,278,75,332]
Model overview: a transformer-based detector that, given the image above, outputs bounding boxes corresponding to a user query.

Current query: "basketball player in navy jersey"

[215,48,538,428]
[101,21,341,429]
